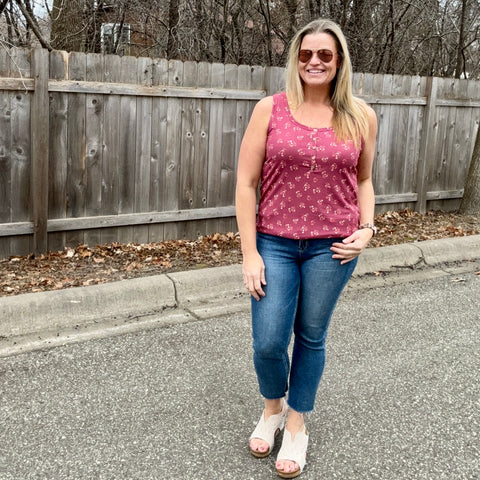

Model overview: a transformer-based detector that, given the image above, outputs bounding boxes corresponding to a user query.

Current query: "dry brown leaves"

[1,209,479,297]
[369,209,479,247]
[1,232,242,297]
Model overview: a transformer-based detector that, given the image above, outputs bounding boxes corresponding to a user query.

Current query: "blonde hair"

[285,18,369,148]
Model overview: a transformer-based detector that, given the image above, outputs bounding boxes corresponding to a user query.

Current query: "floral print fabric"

[256,92,361,240]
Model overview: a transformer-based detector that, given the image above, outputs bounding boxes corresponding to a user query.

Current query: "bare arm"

[331,106,378,264]
[235,96,273,300]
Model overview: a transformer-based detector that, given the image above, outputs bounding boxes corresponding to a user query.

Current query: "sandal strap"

[249,399,288,448]
[276,426,309,473]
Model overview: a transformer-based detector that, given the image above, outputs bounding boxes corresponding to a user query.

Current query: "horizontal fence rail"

[0,48,479,257]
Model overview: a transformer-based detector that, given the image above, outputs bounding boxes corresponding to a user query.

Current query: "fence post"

[265,66,285,96]
[30,48,50,255]
[415,76,438,213]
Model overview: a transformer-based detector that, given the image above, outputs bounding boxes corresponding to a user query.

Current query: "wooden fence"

[0,47,479,258]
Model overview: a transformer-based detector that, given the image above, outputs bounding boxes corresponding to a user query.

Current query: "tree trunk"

[50,0,84,51]
[459,126,480,214]
[455,0,467,78]
[166,0,179,59]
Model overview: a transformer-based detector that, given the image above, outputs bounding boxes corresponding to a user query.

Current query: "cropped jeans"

[251,232,357,413]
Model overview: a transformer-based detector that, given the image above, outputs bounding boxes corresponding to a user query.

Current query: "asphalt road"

[1,267,479,480]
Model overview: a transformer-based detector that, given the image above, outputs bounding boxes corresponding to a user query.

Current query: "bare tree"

[1,0,478,79]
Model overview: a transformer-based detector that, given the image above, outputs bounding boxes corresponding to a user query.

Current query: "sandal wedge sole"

[276,467,301,479]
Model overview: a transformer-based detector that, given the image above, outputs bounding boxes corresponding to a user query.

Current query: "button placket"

[311,129,318,172]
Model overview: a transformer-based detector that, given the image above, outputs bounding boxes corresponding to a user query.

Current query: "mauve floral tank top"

[256,92,361,240]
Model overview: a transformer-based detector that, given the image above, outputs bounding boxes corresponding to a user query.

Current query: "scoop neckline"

[282,92,334,132]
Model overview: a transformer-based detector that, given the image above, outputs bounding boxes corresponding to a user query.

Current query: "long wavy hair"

[285,18,369,148]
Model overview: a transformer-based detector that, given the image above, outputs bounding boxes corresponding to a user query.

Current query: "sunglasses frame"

[298,49,336,64]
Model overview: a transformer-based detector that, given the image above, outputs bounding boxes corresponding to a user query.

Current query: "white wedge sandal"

[275,425,309,478]
[249,399,288,458]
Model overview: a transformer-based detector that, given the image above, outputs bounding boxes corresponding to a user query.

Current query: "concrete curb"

[168,265,247,319]
[1,235,479,346]
[0,275,176,339]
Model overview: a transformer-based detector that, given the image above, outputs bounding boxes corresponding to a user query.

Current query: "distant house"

[99,3,155,57]
[48,1,154,56]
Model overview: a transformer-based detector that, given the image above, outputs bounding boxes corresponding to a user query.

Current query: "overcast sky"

[33,0,52,16]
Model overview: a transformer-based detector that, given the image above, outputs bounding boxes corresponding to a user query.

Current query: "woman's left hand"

[330,229,373,264]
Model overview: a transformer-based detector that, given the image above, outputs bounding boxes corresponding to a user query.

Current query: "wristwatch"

[359,223,377,236]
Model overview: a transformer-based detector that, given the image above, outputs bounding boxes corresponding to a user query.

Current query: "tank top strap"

[273,91,289,114]
[268,92,290,132]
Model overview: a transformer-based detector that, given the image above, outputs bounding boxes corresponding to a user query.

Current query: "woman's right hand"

[242,251,266,301]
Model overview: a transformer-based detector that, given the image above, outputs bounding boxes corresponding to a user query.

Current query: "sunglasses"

[298,49,336,63]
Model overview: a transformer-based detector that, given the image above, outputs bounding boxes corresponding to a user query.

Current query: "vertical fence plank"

[178,60,199,239]
[403,75,423,208]
[31,49,49,255]
[10,48,32,255]
[134,56,153,244]
[101,54,122,244]
[232,65,253,236]
[235,65,251,164]
[416,76,438,213]
[205,63,225,235]
[191,61,211,238]
[84,53,105,247]
[376,74,395,196]
[149,58,169,242]
[218,63,238,234]
[163,60,184,240]
[369,74,385,201]
[446,79,471,211]
[265,66,284,96]
[66,52,87,248]
[391,76,411,206]
[437,79,466,211]
[0,48,12,257]
[428,80,451,209]
[116,55,138,244]
[48,50,68,252]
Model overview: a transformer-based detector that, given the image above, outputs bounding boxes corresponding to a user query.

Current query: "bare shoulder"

[365,104,377,123]
[356,100,377,135]
[247,95,274,132]
[253,95,274,118]
[354,96,377,122]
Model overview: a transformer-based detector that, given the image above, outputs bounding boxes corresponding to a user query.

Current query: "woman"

[235,18,378,478]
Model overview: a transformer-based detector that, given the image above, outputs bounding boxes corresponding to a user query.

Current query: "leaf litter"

[1,209,479,297]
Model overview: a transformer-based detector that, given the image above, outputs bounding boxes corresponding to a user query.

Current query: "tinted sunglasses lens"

[298,49,334,63]
[318,50,333,62]
[298,50,313,62]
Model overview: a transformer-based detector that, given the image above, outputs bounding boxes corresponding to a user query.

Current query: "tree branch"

[0,0,9,16]
[14,0,52,50]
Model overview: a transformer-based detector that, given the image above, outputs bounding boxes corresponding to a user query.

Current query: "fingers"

[244,273,266,301]
[242,252,267,301]
[330,237,366,264]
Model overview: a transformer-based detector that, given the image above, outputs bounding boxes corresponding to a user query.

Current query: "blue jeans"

[251,232,357,413]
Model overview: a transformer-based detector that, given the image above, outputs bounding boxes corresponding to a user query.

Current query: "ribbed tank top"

[256,92,361,239]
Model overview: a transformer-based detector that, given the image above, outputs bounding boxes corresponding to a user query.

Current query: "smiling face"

[298,32,341,90]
